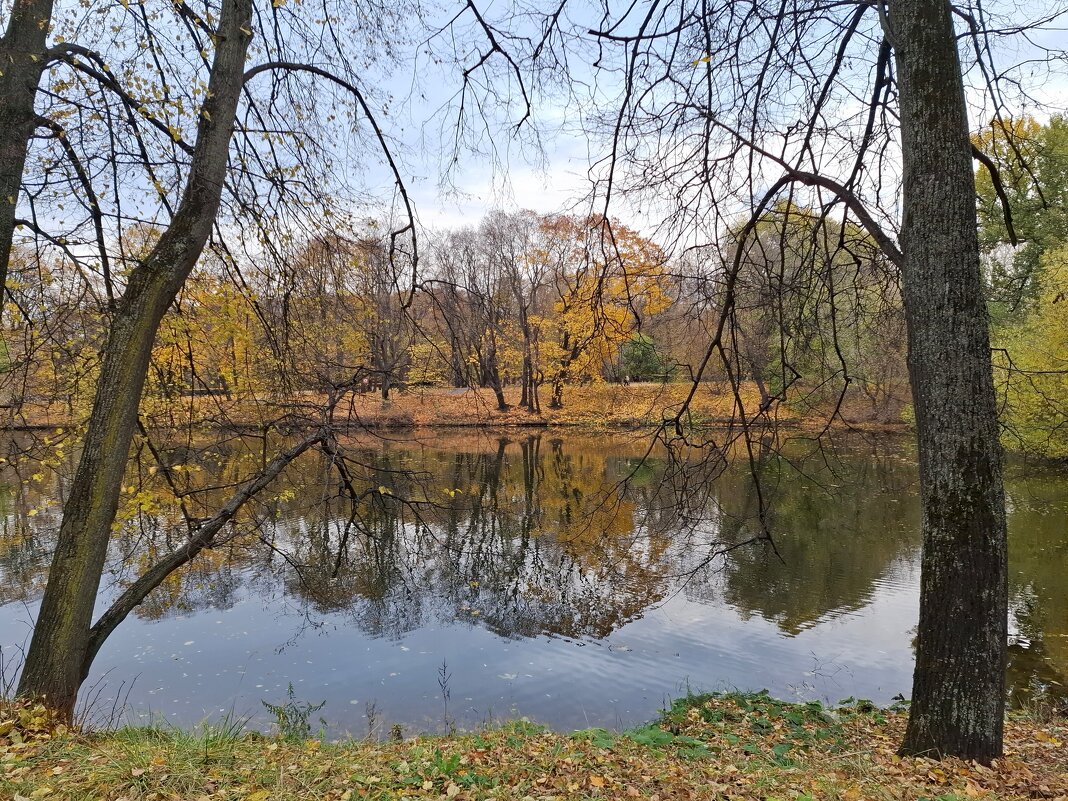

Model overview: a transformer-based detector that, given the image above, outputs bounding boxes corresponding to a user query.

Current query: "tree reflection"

[1004,465,1068,704]
[275,435,678,640]
[0,430,1065,704]
[712,444,919,634]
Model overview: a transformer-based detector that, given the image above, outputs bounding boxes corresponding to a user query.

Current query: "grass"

[1,692,1065,800]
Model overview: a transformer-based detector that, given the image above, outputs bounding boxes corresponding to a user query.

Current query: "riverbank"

[2,693,1064,800]
[5,382,910,433]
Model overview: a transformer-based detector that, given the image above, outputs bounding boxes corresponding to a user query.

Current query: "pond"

[0,428,1065,736]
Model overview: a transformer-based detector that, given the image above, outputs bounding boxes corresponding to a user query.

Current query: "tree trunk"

[380,368,391,400]
[0,0,56,294]
[492,385,507,411]
[482,340,508,411]
[549,371,565,409]
[890,0,1008,763]
[741,331,771,408]
[520,356,530,408]
[488,363,508,411]
[17,0,253,720]
[518,307,537,412]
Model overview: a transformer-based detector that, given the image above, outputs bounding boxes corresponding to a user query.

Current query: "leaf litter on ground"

[1,691,1065,800]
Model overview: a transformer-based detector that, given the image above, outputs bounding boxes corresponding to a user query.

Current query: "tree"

[4,0,428,718]
[421,211,674,409]
[536,214,670,408]
[723,203,905,419]
[620,333,670,382]
[16,0,256,716]
[429,224,515,411]
[973,116,1068,459]
[556,0,1053,760]
[0,0,53,300]
[975,115,1068,313]
[487,211,547,412]
[995,245,1068,458]
[890,0,1008,760]
[349,234,415,401]
[280,229,414,400]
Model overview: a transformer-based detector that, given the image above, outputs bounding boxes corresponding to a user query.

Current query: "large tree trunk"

[17,0,253,720]
[0,0,55,294]
[891,0,1009,763]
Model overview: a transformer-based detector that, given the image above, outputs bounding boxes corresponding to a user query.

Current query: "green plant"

[261,683,326,741]
[437,659,453,734]
[573,721,712,758]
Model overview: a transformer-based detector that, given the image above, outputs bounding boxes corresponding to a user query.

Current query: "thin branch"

[971,143,1019,247]
[243,61,419,307]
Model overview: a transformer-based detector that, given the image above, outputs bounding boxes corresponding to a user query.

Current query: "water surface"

[0,429,1064,735]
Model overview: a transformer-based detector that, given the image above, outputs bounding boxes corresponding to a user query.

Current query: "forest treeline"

[2,117,1066,456]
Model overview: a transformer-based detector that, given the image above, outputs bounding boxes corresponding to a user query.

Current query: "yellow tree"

[535,214,671,408]
[996,244,1068,458]
[149,271,270,409]
[974,115,1068,315]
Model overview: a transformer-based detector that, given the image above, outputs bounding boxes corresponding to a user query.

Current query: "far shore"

[1,381,911,435]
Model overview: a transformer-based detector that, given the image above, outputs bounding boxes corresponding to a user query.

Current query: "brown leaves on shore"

[1,693,1065,801]
[12,381,903,434]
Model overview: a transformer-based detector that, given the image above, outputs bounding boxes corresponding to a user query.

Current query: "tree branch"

[82,428,330,677]
[242,61,419,307]
[708,115,904,267]
[971,143,1019,246]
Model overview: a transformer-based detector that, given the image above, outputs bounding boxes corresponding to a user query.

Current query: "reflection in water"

[1004,467,1068,704]
[712,450,920,634]
[0,430,1064,731]
[269,435,684,642]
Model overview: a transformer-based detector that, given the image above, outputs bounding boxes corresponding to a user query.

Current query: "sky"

[8,0,1068,259]
[377,0,1068,237]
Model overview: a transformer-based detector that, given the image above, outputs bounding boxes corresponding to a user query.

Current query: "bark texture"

[17,0,254,719]
[890,0,1009,763]
[0,0,55,294]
